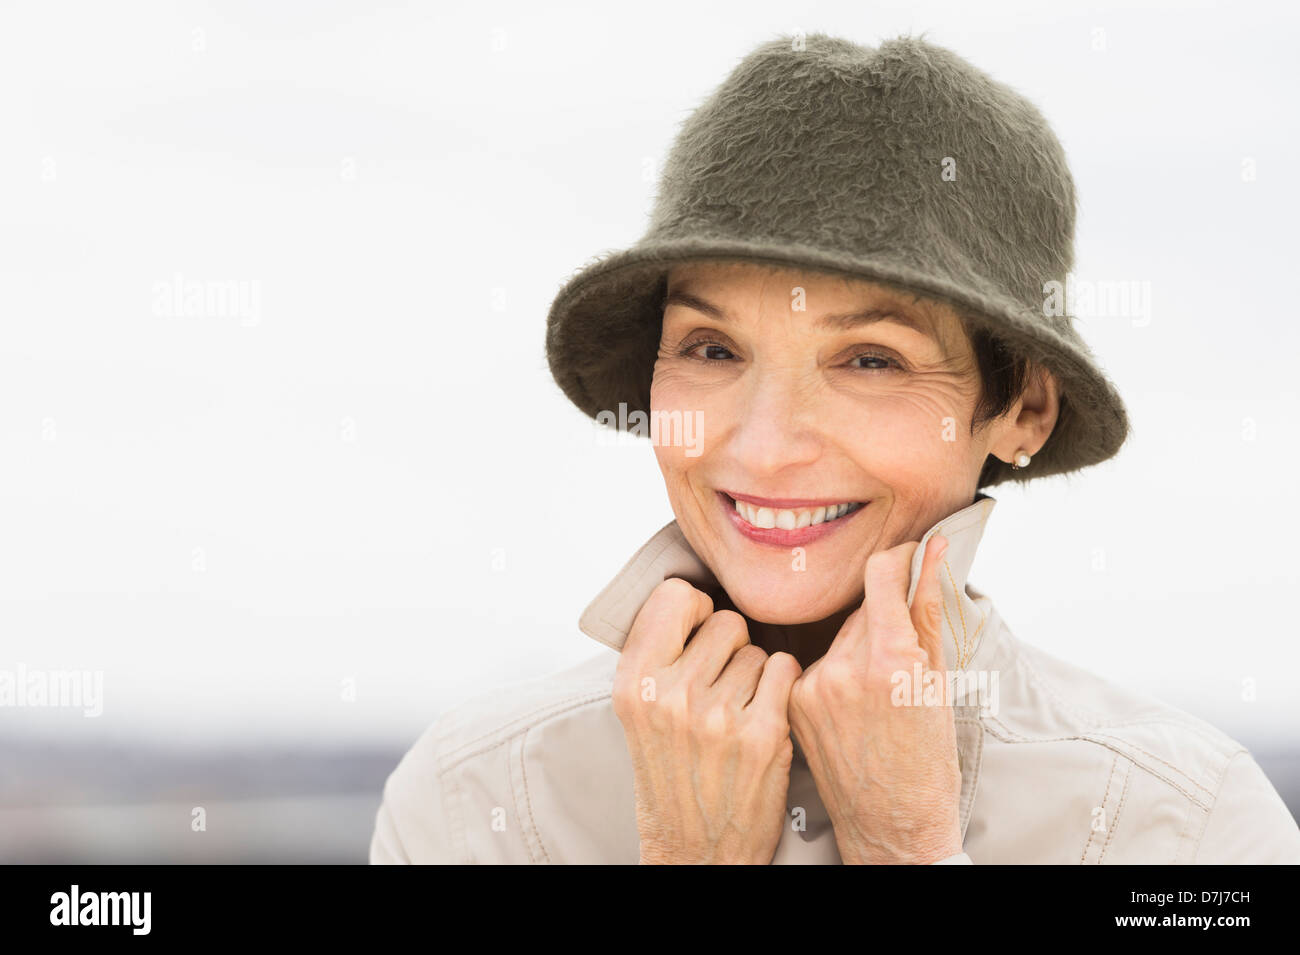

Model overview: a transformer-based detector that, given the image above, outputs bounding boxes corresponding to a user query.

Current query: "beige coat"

[370,496,1300,864]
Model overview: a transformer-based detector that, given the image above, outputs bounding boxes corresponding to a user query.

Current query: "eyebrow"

[663,288,939,340]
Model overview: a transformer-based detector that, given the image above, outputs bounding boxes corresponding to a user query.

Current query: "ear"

[989,363,1060,465]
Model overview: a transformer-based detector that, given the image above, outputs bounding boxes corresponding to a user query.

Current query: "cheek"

[833,385,979,489]
[846,385,971,448]
[650,360,720,409]
[651,365,714,484]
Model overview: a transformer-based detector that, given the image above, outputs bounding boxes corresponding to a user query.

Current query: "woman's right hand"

[612,577,803,865]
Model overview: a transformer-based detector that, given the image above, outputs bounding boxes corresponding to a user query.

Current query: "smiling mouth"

[723,492,866,530]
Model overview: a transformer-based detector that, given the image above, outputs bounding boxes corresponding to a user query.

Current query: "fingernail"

[933,534,949,558]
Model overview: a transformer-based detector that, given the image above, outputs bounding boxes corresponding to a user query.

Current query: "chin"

[718,575,853,627]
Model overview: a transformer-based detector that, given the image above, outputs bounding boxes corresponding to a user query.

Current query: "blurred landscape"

[2,733,1297,863]
[0,733,403,863]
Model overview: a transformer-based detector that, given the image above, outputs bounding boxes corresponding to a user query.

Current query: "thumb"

[910,534,949,672]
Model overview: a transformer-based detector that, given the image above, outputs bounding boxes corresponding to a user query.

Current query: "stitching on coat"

[964,602,987,669]
[1012,648,1235,749]
[946,561,987,669]
[1189,749,1250,862]
[518,727,551,864]
[954,716,984,838]
[441,690,611,765]
[939,561,969,669]
[441,693,614,772]
[437,764,470,864]
[996,653,1230,795]
[938,568,962,668]
[983,714,1202,795]
[504,738,530,867]
[1081,754,1118,864]
[1174,787,1198,864]
[1088,733,1213,797]
[505,736,535,864]
[1098,760,1132,863]
[980,718,1212,809]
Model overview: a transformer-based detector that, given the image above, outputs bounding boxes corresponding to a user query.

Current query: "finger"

[845,541,919,656]
[747,650,802,714]
[710,643,768,705]
[910,534,950,672]
[675,609,751,685]
[623,577,714,669]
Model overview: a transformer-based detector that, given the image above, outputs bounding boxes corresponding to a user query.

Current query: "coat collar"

[578,493,1001,847]
[579,492,999,675]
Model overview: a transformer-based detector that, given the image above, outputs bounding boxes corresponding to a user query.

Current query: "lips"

[718,491,867,547]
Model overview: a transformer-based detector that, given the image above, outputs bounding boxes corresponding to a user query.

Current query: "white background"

[2,0,1297,766]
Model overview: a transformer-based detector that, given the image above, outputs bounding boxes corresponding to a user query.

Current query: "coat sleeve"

[369,721,462,864]
[1193,750,1300,864]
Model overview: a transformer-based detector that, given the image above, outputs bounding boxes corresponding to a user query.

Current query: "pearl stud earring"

[1011,450,1032,469]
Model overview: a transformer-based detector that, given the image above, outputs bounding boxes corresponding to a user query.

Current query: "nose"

[725,368,823,476]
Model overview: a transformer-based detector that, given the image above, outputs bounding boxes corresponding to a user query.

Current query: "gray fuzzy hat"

[545,32,1128,486]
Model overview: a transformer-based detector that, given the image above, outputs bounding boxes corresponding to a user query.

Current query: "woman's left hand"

[787,534,963,865]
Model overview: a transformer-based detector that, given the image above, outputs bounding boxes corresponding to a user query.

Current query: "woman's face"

[650,260,1046,625]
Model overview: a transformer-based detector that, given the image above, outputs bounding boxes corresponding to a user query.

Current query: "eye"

[848,350,902,372]
[679,339,737,364]
[676,339,905,371]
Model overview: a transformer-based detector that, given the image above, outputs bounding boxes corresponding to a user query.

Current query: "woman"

[371,33,1300,864]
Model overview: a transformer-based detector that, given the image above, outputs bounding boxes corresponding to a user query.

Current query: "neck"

[714,592,855,670]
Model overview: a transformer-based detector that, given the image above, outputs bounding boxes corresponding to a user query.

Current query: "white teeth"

[732,497,861,530]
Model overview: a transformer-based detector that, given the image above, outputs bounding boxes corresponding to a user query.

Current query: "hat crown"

[650,33,1077,326]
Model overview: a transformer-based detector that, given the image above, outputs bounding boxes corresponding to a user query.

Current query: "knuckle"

[865,665,900,695]
[633,580,711,640]
[699,704,734,740]
[922,597,944,634]
[788,679,810,712]
[774,734,794,767]
[708,609,749,639]
[765,649,797,677]
[650,576,698,609]
[864,548,897,572]
[695,587,716,618]
[818,657,856,690]
[738,714,782,754]
[659,683,691,721]
[864,548,905,583]
[611,673,647,718]
[731,643,767,668]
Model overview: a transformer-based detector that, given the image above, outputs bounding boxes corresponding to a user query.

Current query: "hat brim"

[545,236,1128,488]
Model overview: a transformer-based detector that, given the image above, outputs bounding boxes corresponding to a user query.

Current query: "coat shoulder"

[429,649,619,767]
[371,649,620,863]
[977,630,1300,862]
[990,633,1247,808]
